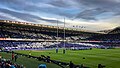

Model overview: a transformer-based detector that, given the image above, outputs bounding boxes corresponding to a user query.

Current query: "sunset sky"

[0,0,120,31]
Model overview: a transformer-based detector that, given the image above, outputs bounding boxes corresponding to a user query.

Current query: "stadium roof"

[108,27,120,34]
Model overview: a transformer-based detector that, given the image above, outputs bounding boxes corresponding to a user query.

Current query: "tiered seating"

[0,29,56,39]
[0,29,85,40]
[0,41,61,50]
[87,34,120,41]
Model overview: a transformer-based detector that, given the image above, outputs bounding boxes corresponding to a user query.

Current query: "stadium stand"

[0,20,119,68]
[0,20,102,51]
[85,27,120,47]
[87,34,120,41]
[0,20,120,50]
[0,20,100,40]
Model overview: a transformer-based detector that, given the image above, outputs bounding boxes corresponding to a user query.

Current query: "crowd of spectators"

[0,58,24,68]
[0,40,97,51]
[0,41,61,50]
[0,29,57,40]
[87,34,120,41]
[0,28,85,41]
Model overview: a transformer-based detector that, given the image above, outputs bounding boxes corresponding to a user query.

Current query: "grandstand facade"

[0,20,101,40]
[0,20,120,50]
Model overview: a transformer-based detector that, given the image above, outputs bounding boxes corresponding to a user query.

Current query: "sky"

[0,0,120,31]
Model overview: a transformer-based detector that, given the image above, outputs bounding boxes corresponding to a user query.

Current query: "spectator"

[10,65,16,68]
[63,49,65,54]
[69,61,74,68]
[56,48,58,53]
[80,64,84,68]
[98,64,105,68]
[29,51,31,58]
[38,64,47,68]
[12,52,14,61]
[0,55,2,60]
[14,55,18,62]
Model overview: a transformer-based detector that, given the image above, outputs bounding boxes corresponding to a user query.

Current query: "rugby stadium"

[0,0,120,68]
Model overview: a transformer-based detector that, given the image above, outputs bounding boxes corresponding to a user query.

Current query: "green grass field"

[0,52,61,68]
[1,48,120,68]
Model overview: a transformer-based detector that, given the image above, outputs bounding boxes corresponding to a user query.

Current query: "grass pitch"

[0,52,61,68]
[1,48,120,68]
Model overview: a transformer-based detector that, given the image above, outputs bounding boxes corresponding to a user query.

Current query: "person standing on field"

[15,54,18,62]
[12,52,14,60]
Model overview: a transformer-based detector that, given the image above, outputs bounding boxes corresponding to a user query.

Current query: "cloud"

[0,13,16,21]
[49,0,70,8]
[0,11,26,22]
[1,0,120,21]
[74,8,106,20]
[76,0,120,9]
[0,0,78,19]
[0,8,64,24]
[0,0,120,31]
[72,0,120,20]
